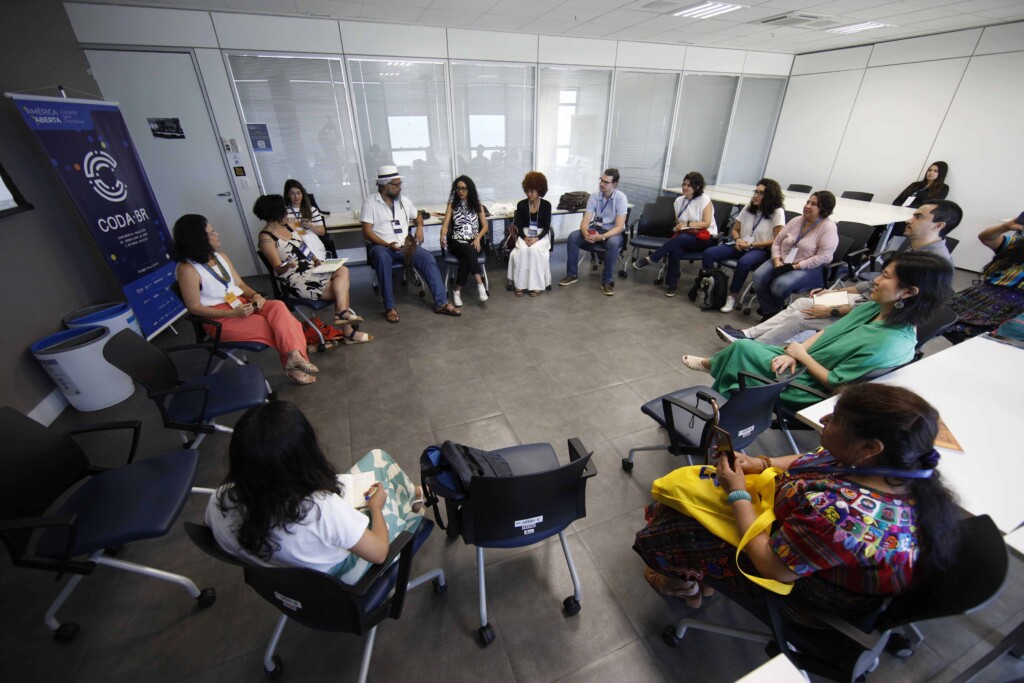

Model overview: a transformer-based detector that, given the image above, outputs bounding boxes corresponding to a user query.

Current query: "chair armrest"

[736,370,775,391]
[662,393,717,424]
[148,383,211,427]
[568,438,597,479]
[785,381,829,401]
[0,513,81,578]
[69,420,142,467]
[346,529,416,596]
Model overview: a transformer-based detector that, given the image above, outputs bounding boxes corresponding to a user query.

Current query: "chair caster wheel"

[506,284,513,291]
[743,308,751,315]
[267,391,278,401]
[372,285,379,293]
[432,577,448,595]
[619,270,627,279]
[621,458,634,472]
[197,587,217,608]
[563,596,581,616]
[885,633,914,658]
[53,622,80,643]
[478,623,495,646]
[661,625,680,647]
[653,278,664,286]
[264,654,283,679]
[419,291,426,298]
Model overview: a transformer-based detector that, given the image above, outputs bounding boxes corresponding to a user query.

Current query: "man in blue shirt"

[560,169,629,296]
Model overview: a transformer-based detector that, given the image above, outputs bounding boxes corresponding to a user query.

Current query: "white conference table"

[795,335,1023,534]
[323,199,590,232]
[662,183,913,227]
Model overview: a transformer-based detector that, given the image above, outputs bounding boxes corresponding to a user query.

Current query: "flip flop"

[385,309,400,324]
[434,305,462,317]
[285,368,316,385]
[340,329,373,344]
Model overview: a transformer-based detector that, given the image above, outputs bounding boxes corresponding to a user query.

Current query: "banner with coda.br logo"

[10,94,184,338]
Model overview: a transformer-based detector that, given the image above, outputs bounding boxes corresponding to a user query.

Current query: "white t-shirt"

[734,206,786,244]
[360,192,418,244]
[205,477,370,573]
[673,194,717,236]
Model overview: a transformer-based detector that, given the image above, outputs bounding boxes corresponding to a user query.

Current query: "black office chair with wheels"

[841,190,874,202]
[0,407,215,642]
[623,370,802,471]
[103,328,269,450]
[185,520,444,683]
[441,232,490,296]
[433,439,596,646]
[787,184,812,193]
[255,251,340,353]
[784,210,800,224]
[627,202,675,281]
[661,514,1007,683]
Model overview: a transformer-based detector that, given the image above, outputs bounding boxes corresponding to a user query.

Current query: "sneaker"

[719,296,736,313]
[715,325,747,344]
[477,283,488,302]
[665,287,677,297]
[632,256,650,270]
[601,282,614,296]
[559,275,578,286]
[453,290,463,307]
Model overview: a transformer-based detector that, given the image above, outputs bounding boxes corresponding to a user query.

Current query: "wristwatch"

[830,307,841,318]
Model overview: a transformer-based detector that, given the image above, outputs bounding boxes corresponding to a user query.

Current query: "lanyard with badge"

[676,198,693,224]
[527,207,540,238]
[200,255,244,307]
[390,199,405,235]
[784,218,821,264]
[592,193,612,231]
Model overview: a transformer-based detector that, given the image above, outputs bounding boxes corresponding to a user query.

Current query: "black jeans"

[449,240,482,286]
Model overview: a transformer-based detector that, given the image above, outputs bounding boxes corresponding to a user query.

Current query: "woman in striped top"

[440,175,489,308]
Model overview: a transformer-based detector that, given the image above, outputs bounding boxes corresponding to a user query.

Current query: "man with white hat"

[361,165,460,322]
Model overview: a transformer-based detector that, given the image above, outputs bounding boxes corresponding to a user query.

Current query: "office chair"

[661,514,1007,683]
[185,520,444,683]
[103,328,268,450]
[841,190,874,202]
[623,370,802,471]
[853,236,959,284]
[784,210,800,224]
[644,201,738,287]
[434,438,596,646]
[627,202,675,281]
[0,407,215,642]
[787,184,812,193]
[440,235,490,296]
[306,192,337,257]
[256,251,336,353]
[364,241,426,301]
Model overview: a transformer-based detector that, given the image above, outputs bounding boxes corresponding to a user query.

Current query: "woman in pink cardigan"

[750,191,839,321]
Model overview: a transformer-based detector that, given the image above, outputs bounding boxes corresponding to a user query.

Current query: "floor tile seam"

[573,526,650,644]
[548,637,653,683]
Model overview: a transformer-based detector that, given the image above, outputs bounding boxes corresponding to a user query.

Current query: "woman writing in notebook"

[255,194,371,344]
[173,213,317,385]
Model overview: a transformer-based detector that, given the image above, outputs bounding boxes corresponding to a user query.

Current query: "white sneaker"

[720,296,736,313]
[453,290,463,307]
[477,283,488,302]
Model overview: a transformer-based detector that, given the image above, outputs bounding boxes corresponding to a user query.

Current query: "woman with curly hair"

[283,178,328,257]
[440,175,489,307]
[173,214,317,385]
[206,401,425,582]
[699,178,787,312]
[508,171,553,296]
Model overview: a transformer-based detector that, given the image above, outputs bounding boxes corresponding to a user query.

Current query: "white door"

[84,49,257,272]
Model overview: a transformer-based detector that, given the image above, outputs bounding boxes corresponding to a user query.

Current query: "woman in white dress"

[507,171,552,296]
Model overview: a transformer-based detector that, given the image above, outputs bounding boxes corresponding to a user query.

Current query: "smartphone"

[710,425,735,469]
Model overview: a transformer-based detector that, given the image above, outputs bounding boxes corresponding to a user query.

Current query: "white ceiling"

[68,0,1024,54]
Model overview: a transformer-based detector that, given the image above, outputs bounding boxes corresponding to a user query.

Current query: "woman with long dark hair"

[945,213,1024,343]
[635,383,960,626]
[283,179,328,258]
[440,175,489,307]
[682,251,954,409]
[206,401,424,581]
[893,161,949,208]
[172,214,316,384]
[699,178,786,312]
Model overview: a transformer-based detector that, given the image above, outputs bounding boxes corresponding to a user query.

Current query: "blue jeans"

[701,245,770,294]
[370,244,447,310]
[751,260,825,317]
[566,229,624,284]
[649,233,712,288]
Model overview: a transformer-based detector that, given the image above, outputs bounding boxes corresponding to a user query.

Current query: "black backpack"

[419,441,512,531]
[692,268,729,311]
[557,191,590,211]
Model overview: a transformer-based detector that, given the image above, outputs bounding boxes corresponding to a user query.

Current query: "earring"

[894,300,905,309]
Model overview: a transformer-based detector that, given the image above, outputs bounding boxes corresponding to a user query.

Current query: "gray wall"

[0,0,121,414]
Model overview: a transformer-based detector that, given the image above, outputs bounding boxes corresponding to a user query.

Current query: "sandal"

[334,308,364,326]
[434,304,462,317]
[340,328,373,344]
[681,355,710,373]
[385,309,400,324]
[285,368,317,385]
[644,568,702,608]
[411,485,425,513]
[515,290,524,297]
[307,339,340,354]
[529,290,540,297]
[286,357,319,374]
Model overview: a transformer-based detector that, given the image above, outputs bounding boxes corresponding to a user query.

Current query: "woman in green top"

[682,252,954,408]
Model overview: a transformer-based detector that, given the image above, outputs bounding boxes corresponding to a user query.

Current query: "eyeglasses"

[456,185,468,191]
[598,178,613,185]
[387,181,403,188]
[752,190,765,196]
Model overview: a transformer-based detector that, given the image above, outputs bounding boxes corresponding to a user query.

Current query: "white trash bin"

[31,326,135,412]
[63,302,142,336]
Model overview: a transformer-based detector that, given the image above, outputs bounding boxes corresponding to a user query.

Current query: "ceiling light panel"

[673,2,746,19]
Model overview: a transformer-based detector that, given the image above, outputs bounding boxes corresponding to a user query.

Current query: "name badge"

[784,247,799,264]
[901,195,916,207]
[526,227,539,238]
[223,290,241,308]
[298,243,314,259]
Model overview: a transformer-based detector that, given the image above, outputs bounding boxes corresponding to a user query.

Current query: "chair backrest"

[784,210,800,224]
[718,372,801,451]
[944,236,959,254]
[841,190,874,202]
[787,184,812,193]
[463,454,592,547]
[636,202,676,238]
[835,221,875,253]
[169,281,211,344]
[915,305,958,353]
[712,200,736,234]
[103,328,180,395]
[655,194,676,206]
[0,407,89,560]
[255,250,288,300]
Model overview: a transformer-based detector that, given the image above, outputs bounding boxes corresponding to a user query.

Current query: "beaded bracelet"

[758,455,772,473]
[727,490,752,505]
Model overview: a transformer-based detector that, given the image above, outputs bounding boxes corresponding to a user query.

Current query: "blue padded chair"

[256,251,338,353]
[103,328,268,450]
[623,370,802,471]
[363,241,426,303]
[185,519,444,683]
[0,407,215,642]
[667,199,739,292]
[441,243,490,296]
[435,438,596,646]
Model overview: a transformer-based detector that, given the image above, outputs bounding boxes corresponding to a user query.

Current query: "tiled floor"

[3,247,1021,683]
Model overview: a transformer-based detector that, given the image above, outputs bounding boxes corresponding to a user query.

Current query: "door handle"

[217,192,232,197]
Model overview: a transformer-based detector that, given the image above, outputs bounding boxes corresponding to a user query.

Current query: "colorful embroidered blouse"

[984,233,1024,290]
[769,449,919,596]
